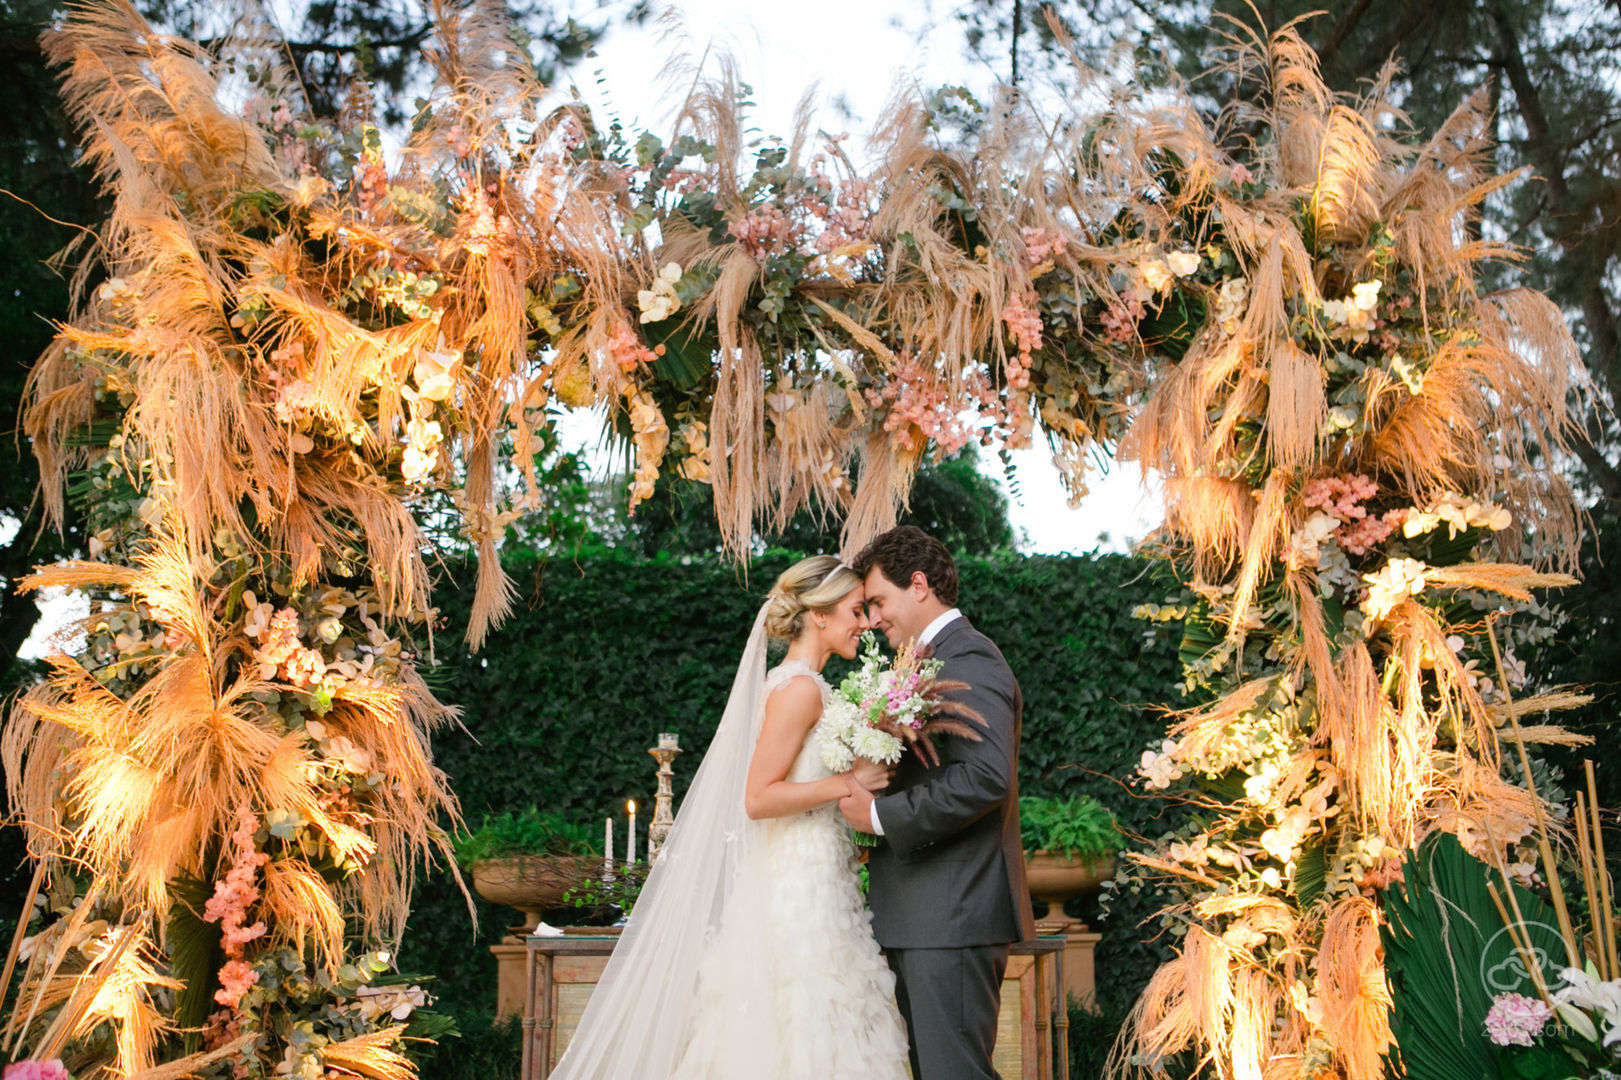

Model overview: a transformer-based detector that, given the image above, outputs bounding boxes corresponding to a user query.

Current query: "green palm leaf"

[1380,832,1567,1080]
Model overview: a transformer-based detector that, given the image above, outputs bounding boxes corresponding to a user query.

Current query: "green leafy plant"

[1019,795,1120,859]
[561,860,651,921]
[453,808,600,867]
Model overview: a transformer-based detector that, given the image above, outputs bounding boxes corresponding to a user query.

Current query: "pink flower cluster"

[729,203,798,259]
[805,174,872,254]
[866,354,978,456]
[355,158,388,213]
[606,321,660,373]
[887,671,925,727]
[1000,294,1041,389]
[557,117,585,153]
[254,608,326,689]
[273,378,316,424]
[1337,509,1406,556]
[204,809,270,1009]
[1100,294,1146,344]
[662,168,705,195]
[1303,473,1378,517]
[1484,992,1552,1047]
[267,341,314,423]
[1020,226,1069,268]
[4,1061,70,1080]
[446,123,472,159]
[1303,474,1405,555]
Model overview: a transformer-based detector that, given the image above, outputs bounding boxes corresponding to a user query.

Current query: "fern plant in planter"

[1018,795,1120,913]
[455,809,603,929]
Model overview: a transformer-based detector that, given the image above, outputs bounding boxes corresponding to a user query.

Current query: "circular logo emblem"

[1479,921,1562,994]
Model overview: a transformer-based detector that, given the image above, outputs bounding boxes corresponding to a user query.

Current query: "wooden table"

[523,933,1070,1080]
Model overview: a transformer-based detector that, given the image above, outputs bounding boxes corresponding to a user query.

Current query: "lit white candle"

[657,732,679,750]
[604,817,613,874]
[627,800,637,864]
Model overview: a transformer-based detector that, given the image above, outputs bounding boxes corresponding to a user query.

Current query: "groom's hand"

[839,784,875,832]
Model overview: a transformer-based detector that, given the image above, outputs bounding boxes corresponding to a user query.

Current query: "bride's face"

[817,586,870,661]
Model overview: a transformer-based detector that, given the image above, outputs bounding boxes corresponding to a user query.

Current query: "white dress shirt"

[867,608,961,836]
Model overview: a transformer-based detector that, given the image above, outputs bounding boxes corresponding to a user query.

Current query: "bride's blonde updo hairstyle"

[764,554,862,641]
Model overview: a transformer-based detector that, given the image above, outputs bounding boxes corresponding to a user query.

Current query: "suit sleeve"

[872,643,1017,857]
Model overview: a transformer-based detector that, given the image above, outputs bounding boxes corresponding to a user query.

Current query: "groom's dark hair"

[852,525,959,605]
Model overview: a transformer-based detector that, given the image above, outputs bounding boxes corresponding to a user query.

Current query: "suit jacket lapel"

[927,614,973,659]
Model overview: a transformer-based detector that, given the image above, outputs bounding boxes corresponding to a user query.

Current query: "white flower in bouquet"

[852,723,904,766]
[818,698,859,773]
[813,631,989,844]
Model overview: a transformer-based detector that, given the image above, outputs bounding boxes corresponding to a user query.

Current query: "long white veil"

[548,603,771,1079]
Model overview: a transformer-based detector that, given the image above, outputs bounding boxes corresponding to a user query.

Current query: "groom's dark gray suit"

[867,614,1036,1080]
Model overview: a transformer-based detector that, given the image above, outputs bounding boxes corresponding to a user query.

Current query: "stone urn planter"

[1024,851,1116,909]
[472,855,599,930]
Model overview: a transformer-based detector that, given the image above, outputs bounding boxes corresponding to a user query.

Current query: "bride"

[549,554,911,1079]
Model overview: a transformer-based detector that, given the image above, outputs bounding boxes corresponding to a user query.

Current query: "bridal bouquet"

[819,633,985,843]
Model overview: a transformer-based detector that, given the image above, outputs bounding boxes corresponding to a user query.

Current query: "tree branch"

[1571,417,1621,502]
[1314,0,1375,69]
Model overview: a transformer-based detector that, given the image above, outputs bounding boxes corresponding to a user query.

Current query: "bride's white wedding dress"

[548,607,910,1080]
[669,659,910,1080]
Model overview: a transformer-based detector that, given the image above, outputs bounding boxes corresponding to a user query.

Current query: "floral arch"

[0,5,1590,1079]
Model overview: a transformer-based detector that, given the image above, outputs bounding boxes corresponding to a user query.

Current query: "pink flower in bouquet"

[4,1061,70,1080]
[1484,992,1552,1047]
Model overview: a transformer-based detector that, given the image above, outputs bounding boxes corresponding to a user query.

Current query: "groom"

[841,526,1035,1080]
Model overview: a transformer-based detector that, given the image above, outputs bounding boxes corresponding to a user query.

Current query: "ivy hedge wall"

[399,548,1186,1022]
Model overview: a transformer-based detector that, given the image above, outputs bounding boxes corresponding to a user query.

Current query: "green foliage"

[0,0,95,678]
[616,444,1016,557]
[397,547,1186,1015]
[561,860,649,919]
[1018,795,1119,858]
[1380,831,1567,1080]
[1066,995,1131,1080]
[408,1011,521,1080]
[165,871,226,1053]
[452,808,600,866]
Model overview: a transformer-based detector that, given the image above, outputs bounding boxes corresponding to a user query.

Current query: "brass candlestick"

[647,733,681,860]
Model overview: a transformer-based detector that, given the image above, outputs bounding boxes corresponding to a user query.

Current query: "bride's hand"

[849,757,893,792]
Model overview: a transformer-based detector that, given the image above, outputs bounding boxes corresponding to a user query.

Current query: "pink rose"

[5,1060,71,1080]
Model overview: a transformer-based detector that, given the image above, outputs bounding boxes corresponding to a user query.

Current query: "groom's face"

[861,566,927,648]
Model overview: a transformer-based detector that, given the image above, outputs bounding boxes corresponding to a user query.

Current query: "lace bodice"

[764,659,834,783]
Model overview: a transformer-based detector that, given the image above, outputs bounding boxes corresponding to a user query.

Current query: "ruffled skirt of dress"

[668,806,911,1080]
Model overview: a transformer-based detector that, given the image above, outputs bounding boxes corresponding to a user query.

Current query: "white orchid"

[1553,967,1621,1046]
[401,445,437,484]
[1322,280,1382,342]
[637,261,684,324]
[1138,739,1184,790]
[1138,257,1174,293]
[1215,277,1249,324]
[1285,510,1341,569]
[1361,557,1430,622]
[354,983,428,1022]
[412,337,460,402]
[1166,250,1201,277]
[1403,495,1513,538]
